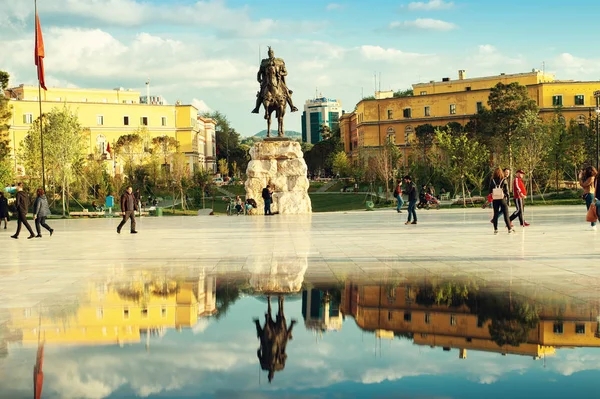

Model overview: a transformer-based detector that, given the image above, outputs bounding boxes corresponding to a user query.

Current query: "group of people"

[579,165,600,230]
[393,176,419,225]
[489,168,529,234]
[1,182,54,239]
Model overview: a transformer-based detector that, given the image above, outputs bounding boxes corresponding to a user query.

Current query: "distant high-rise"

[301,97,342,144]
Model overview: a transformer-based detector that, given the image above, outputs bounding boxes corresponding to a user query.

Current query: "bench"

[440,193,450,201]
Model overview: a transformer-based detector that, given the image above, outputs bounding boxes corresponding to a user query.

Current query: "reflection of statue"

[251,47,298,138]
[254,296,296,383]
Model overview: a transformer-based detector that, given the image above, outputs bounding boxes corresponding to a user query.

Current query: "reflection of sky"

[1,297,600,399]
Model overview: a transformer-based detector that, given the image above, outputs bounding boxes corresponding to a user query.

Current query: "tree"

[115,129,149,181]
[171,153,190,211]
[218,158,229,177]
[0,70,12,189]
[393,89,413,98]
[152,135,179,167]
[435,128,489,206]
[514,110,551,200]
[371,140,402,199]
[203,111,240,165]
[330,151,350,177]
[545,113,569,192]
[319,123,332,141]
[20,106,87,216]
[414,124,436,161]
[486,82,538,171]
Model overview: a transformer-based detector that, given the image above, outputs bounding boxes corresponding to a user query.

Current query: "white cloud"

[407,0,455,11]
[326,3,343,11]
[389,18,457,31]
[554,53,600,78]
[360,45,437,64]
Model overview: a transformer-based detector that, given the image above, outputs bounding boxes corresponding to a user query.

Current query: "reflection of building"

[341,282,600,359]
[301,289,343,333]
[4,85,216,175]
[301,97,342,144]
[340,70,600,163]
[5,272,216,348]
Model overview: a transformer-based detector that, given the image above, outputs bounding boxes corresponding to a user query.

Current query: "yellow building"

[340,70,600,163]
[4,85,216,176]
[5,272,216,347]
[341,282,600,359]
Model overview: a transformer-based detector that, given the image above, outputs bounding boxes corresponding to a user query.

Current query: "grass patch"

[309,193,372,212]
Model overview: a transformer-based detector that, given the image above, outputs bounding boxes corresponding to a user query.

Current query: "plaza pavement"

[1,205,600,323]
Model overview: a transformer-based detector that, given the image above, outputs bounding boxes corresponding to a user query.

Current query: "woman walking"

[33,188,53,237]
[0,192,8,229]
[579,166,597,230]
[393,180,404,213]
[490,167,514,234]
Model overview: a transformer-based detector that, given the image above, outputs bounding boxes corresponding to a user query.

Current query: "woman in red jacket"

[510,169,529,227]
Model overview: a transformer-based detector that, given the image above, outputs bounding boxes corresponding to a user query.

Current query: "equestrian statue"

[251,47,298,138]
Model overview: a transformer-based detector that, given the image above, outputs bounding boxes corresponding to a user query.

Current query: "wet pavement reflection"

[1,266,600,398]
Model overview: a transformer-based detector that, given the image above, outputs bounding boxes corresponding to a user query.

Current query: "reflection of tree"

[482,299,539,347]
[115,278,179,306]
[253,296,296,383]
[415,281,475,307]
[214,282,242,320]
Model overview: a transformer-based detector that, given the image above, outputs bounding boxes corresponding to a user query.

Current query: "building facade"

[5,85,216,176]
[301,97,342,144]
[340,70,600,164]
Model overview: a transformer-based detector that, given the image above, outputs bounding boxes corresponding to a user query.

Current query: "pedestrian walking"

[490,167,514,234]
[11,182,35,239]
[510,169,530,227]
[262,184,273,215]
[116,186,138,234]
[393,180,404,213]
[33,188,53,237]
[403,176,417,225]
[579,166,597,230]
[0,192,9,230]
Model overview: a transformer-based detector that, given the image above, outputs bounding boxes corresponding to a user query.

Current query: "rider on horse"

[252,47,298,114]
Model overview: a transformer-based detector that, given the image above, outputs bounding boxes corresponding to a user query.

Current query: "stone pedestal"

[245,140,312,214]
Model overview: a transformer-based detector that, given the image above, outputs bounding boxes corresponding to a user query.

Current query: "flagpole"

[35,0,46,190]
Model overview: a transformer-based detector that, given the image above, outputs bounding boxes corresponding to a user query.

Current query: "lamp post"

[595,90,600,170]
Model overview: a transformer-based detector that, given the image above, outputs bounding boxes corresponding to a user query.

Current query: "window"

[141,116,148,126]
[424,106,431,117]
[161,306,167,318]
[403,108,412,118]
[552,95,563,106]
[476,102,483,113]
[161,116,167,126]
[575,95,585,105]
[404,312,412,322]
[102,98,107,103]
[55,97,61,101]
[424,313,431,324]
[553,322,564,334]
[23,113,33,124]
[191,118,196,127]
[23,308,32,318]
[141,308,148,318]
[388,311,393,321]
[450,314,457,326]
[96,307,104,319]
[576,323,586,334]
[420,91,427,95]
[82,98,87,102]
[97,115,104,125]
[449,104,457,115]
[123,116,129,126]
[466,86,471,91]
[477,316,484,328]
[123,308,130,319]
[387,110,393,120]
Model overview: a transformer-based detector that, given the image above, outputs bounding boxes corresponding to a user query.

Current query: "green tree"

[330,151,350,177]
[152,135,179,166]
[435,128,489,205]
[0,70,12,188]
[115,129,149,182]
[545,113,569,192]
[485,82,538,170]
[393,89,413,98]
[371,140,402,199]
[514,110,551,200]
[218,158,229,177]
[203,111,240,165]
[20,106,87,216]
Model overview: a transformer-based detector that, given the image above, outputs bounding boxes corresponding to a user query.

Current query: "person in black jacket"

[262,184,273,216]
[490,167,514,234]
[0,192,9,229]
[403,176,418,225]
[11,182,35,239]
[117,186,138,234]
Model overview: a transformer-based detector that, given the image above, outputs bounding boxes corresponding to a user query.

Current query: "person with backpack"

[393,180,404,213]
[403,176,417,225]
[490,167,514,234]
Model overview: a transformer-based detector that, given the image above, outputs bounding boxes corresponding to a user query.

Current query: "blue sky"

[1,0,600,136]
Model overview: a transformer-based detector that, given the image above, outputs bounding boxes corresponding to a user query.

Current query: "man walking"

[262,184,273,215]
[11,182,35,239]
[117,186,138,234]
[510,169,529,227]
[403,176,418,225]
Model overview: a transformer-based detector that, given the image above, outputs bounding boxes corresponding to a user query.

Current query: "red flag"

[106,142,111,154]
[35,10,47,91]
